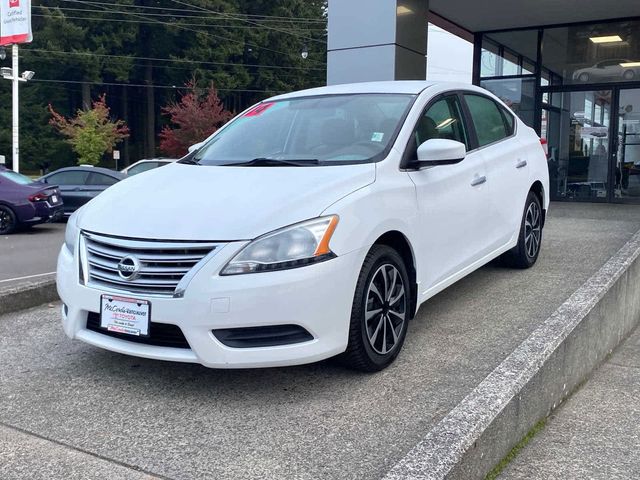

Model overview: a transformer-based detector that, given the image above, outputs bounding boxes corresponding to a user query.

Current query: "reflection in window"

[543,20,640,85]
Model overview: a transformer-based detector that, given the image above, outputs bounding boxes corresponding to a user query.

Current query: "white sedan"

[58,81,549,372]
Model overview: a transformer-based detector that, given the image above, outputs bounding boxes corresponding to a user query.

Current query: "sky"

[426,24,473,83]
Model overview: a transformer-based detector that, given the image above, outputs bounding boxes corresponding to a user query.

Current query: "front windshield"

[193,93,415,166]
[0,170,34,185]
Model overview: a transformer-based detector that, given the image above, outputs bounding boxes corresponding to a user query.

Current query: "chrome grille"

[81,232,224,297]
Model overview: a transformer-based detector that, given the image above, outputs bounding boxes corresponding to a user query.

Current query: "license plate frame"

[100,294,151,337]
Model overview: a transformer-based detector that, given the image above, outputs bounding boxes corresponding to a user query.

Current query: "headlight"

[64,211,80,255]
[221,215,339,275]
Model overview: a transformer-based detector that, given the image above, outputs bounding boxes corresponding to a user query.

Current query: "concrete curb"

[385,229,640,480]
[0,278,59,316]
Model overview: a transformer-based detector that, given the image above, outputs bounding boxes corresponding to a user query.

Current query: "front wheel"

[501,192,543,269]
[340,245,410,372]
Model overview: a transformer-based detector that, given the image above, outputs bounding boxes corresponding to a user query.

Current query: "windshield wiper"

[223,158,320,167]
[178,158,201,165]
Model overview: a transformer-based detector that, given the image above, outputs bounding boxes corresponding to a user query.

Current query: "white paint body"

[57,81,550,368]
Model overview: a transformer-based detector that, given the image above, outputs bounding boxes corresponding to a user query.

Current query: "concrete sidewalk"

[499,326,640,480]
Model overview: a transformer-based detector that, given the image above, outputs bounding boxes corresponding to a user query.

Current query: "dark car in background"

[38,166,124,216]
[0,166,64,234]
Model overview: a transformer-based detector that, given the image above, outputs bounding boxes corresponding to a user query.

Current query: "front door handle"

[471,175,487,187]
[516,159,528,169]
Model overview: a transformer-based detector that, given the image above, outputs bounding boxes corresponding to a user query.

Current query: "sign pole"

[12,43,19,173]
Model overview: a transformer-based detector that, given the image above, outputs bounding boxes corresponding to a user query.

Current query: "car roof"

[44,166,124,179]
[268,81,441,101]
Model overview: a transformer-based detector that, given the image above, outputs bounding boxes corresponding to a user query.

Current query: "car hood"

[77,162,376,240]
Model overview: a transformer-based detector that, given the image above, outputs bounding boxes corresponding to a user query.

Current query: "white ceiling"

[430,0,640,32]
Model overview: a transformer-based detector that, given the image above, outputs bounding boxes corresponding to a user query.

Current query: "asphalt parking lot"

[0,222,65,289]
[1,203,640,479]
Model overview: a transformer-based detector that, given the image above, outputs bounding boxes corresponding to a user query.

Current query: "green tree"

[49,95,130,166]
[0,0,327,170]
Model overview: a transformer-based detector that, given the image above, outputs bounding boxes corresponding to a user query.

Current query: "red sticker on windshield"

[244,102,274,117]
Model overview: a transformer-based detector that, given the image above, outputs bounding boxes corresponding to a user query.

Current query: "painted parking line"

[0,272,56,284]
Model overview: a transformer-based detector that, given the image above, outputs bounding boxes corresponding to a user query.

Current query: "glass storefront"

[475,18,640,203]
[544,90,612,201]
[543,23,640,86]
[616,88,640,200]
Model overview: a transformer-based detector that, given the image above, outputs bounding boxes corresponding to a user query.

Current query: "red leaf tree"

[159,80,233,158]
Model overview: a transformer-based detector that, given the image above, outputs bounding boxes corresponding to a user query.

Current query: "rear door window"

[464,94,510,147]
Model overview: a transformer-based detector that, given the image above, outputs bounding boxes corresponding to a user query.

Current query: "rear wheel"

[0,205,17,235]
[340,245,410,372]
[623,69,636,80]
[501,191,543,269]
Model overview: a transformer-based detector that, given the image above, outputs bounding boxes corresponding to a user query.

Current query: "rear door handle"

[516,159,528,169]
[471,175,487,187]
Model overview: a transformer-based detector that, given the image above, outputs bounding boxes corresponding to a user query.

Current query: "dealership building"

[327,0,640,204]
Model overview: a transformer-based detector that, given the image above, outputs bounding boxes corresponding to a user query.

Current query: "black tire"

[501,191,543,269]
[623,69,635,80]
[0,205,17,235]
[339,245,411,372]
[578,72,590,82]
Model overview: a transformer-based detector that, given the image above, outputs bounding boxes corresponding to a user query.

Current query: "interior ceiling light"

[396,5,414,15]
[589,35,623,44]
[620,61,640,67]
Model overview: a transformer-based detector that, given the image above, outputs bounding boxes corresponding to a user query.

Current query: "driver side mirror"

[188,142,203,153]
[409,139,466,169]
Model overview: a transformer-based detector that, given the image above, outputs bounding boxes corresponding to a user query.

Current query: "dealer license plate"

[100,295,150,337]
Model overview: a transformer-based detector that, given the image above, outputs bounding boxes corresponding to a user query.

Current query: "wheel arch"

[372,230,418,320]
[530,180,546,228]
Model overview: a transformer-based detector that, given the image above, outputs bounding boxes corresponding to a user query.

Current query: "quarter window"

[464,94,510,147]
[407,96,469,159]
[501,107,515,135]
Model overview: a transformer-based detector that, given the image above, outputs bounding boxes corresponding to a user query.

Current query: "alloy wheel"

[0,208,11,233]
[524,201,541,258]
[364,264,407,355]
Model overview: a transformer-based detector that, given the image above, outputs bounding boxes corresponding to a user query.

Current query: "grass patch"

[485,418,547,480]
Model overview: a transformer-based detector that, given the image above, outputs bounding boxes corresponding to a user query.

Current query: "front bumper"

[57,242,365,368]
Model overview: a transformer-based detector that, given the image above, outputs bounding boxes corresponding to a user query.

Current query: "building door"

[614,88,640,202]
